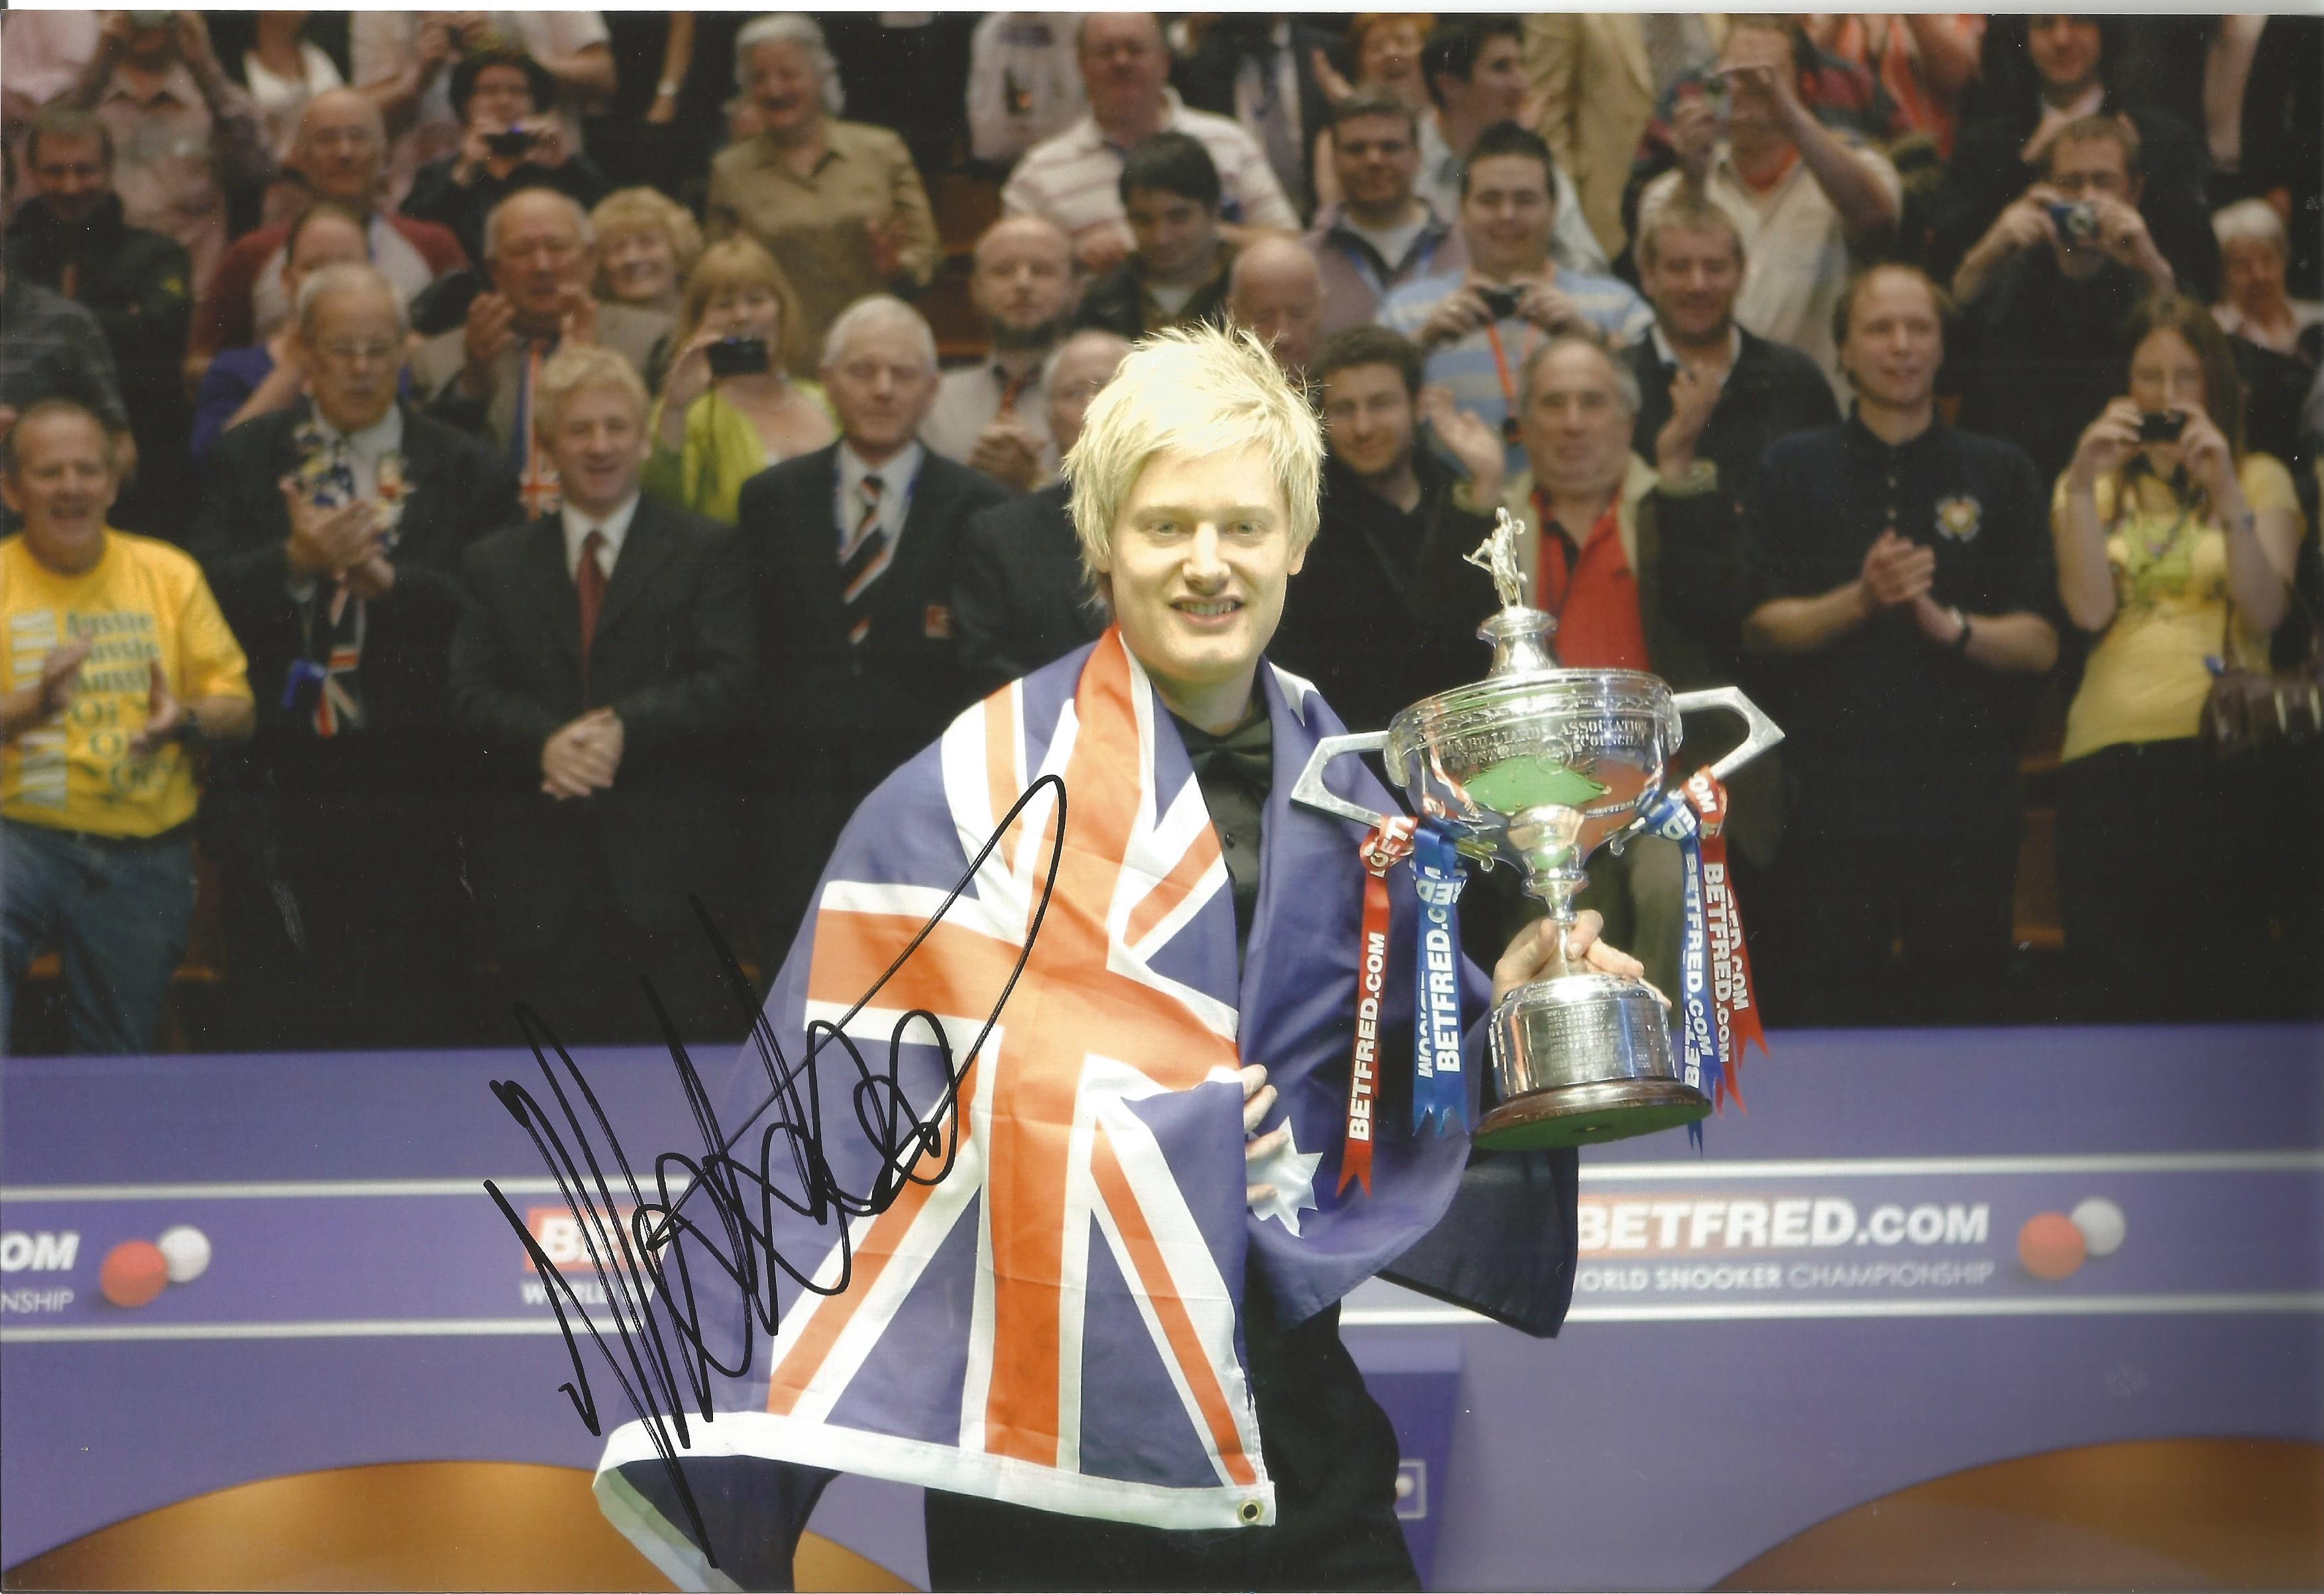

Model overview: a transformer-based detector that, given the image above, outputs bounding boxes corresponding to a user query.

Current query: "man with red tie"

[450,345,754,1045]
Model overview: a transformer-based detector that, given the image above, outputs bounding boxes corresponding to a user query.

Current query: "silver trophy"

[1292,509,1781,1149]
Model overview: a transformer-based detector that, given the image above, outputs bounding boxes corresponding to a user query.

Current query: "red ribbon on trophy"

[1341,817,1415,1195]
[1681,768,1765,1110]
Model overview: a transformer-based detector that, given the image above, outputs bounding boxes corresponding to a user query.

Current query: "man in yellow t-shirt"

[0,399,253,1053]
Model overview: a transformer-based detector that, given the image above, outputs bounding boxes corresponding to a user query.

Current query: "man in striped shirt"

[1380,122,1653,478]
[1002,12,1297,277]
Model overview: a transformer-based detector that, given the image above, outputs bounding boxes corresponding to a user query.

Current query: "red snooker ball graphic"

[99,1240,170,1308]
[2017,1212,2087,1281]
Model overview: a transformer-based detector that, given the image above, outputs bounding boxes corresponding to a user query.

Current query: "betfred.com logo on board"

[519,1204,666,1308]
[1573,1190,2130,1301]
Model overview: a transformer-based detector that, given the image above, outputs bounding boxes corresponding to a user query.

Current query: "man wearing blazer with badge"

[450,345,754,1046]
[188,262,520,1050]
[737,296,1014,962]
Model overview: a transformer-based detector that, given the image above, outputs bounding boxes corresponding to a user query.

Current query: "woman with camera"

[2051,294,2305,1017]
[641,237,836,525]
[399,48,607,267]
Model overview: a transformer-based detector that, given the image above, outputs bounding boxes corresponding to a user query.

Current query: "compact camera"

[2136,409,2189,443]
[2047,200,2101,246]
[706,336,771,378]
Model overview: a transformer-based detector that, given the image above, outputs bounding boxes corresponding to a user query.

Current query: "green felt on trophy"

[1464,756,1610,814]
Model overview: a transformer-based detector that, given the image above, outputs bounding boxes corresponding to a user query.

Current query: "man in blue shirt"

[1380,122,1652,478]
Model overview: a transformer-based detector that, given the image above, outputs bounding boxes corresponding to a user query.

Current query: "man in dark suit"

[1272,325,1502,734]
[188,262,520,1050]
[955,329,1129,696]
[451,346,754,1045]
[1626,193,1839,506]
[738,296,1013,961]
[1173,13,1342,220]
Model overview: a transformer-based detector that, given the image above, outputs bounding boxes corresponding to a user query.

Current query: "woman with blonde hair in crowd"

[2052,293,2307,1017]
[590,187,700,321]
[641,237,836,525]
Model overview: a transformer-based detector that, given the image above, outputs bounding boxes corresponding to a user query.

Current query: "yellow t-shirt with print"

[1,529,252,838]
[2057,453,2303,762]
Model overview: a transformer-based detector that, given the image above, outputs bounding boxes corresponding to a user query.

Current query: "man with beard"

[922,216,1081,492]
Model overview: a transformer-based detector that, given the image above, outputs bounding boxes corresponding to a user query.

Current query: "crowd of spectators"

[1,10,2318,1055]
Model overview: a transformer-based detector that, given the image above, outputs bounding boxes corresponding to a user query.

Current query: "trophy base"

[1476,972,1710,1149]
[1473,1077,1711,1149]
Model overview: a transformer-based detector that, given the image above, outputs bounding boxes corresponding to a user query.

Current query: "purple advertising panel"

[4,1025,2319,1588]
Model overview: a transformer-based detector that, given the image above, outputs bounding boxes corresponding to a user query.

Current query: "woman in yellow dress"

[641,237,838,524]
[2051,293,2306,1017]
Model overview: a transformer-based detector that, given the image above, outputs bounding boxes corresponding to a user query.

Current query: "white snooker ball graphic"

[156,1224,212,1284]
[2070,1198,2126,1258]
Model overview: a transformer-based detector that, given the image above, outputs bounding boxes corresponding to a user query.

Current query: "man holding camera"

[1950,114,2177,488]
[60,9,270,299]
[1378,122,1651,478]
[1632,18,1900,401]
[410,188,672,515]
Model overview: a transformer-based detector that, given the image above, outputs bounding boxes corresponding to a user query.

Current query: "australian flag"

[592,630,1575,1589]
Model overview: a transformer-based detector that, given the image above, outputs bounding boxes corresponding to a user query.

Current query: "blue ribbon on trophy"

[1645,788,1720,1153]
[1410,820,1470,1134]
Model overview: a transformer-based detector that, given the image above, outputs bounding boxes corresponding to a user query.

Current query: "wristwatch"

[173,706,204,745]
[655,79,682,100]
[1950,608,1973,653]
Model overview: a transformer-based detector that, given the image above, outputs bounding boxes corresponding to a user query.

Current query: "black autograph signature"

[483,773,1066,1569]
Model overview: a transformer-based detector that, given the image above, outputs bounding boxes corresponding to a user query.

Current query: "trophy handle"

[1290,731,1394,829]
[1670,685,1784,784]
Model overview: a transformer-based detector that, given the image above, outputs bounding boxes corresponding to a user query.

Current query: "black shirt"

[1952,249,2148,489]
[1627,326,1840,504]
[1271,449,1496,733]
[1745,413,2056,836]
[1172,705,1270,951]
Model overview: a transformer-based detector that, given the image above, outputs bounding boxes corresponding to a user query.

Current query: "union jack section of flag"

[594,629,1482,1582]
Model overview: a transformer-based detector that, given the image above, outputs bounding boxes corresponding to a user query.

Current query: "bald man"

[1228,234,1327,382]
[190,89,469,376]
[954,327,1132,692]
[922,215,1083,490]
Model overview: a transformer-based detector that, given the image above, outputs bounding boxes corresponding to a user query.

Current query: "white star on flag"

[1247,1118,1323,1236]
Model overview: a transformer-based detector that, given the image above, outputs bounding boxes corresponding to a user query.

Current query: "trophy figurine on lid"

[1293,507,1781,1149]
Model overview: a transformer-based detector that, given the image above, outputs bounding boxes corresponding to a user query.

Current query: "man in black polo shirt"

[1626,192,1838,504]
[1741,263,2058,1026]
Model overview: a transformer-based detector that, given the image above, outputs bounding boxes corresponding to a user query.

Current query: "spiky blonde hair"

[1062,323,1322,585]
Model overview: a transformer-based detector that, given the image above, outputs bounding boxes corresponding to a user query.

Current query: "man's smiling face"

[1095,443,1303,724]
